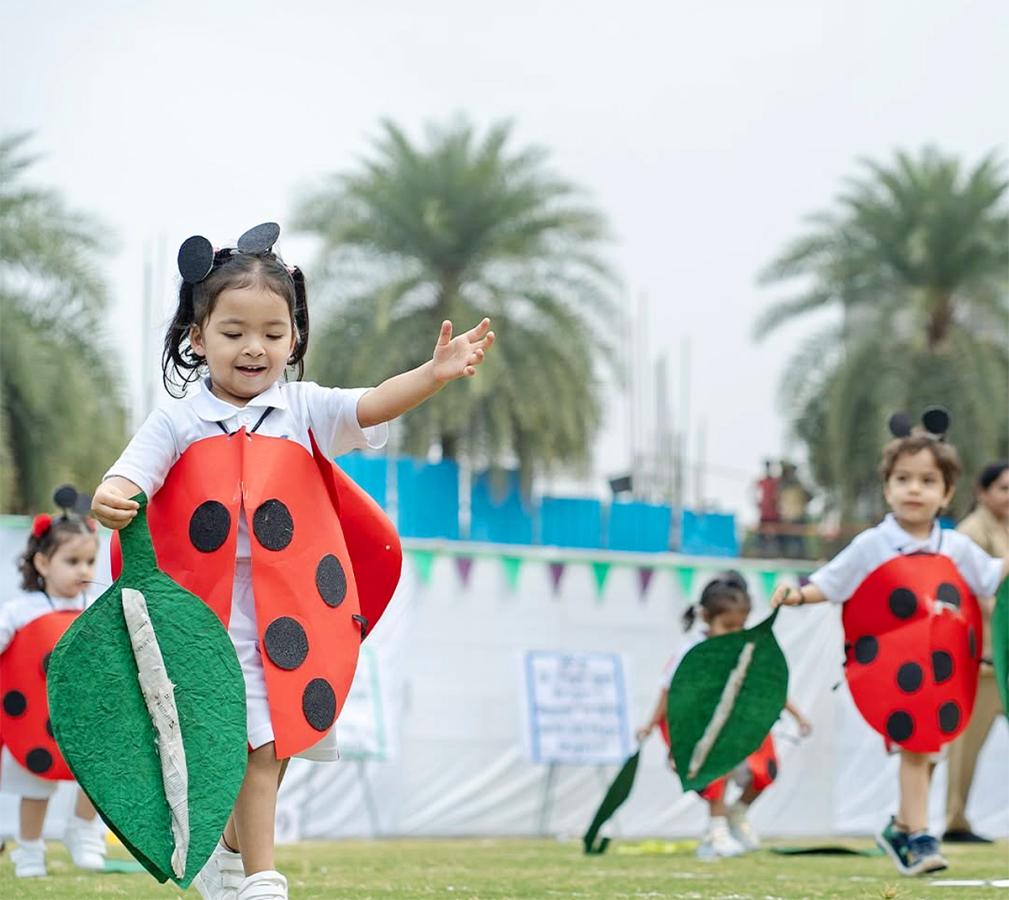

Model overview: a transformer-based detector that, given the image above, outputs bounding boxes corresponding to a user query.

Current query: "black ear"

[237,222,280,254]
[922,406,951,437]
[888,412,912,438]
[178,235,215,283]
[73,492,92,517]
[53,484,78,511]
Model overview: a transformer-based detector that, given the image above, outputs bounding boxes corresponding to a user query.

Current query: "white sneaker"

[237,870,288,900]
[696,816,745,859]
[11,838,47,878]
[193,840,246,900]
[64,815,107,870]
[727,802,760,851]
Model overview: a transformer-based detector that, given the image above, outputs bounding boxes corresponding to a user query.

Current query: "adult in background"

[778,461,813,559]
[945,461,1009,843]
[755,460,780,557]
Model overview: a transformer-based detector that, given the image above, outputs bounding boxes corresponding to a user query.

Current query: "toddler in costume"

[637,571,811,859]
[772,411,1009,876]
[1,488,107,877]
[91,223,494,900]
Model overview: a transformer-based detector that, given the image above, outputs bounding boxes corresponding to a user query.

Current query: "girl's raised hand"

[770,585,800,609]
[92,478,141,530]
[431,318,495,383]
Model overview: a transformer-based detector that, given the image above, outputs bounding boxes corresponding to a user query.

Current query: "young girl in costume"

[637,572,812,859]
[1,491,107,877]
[772,416,1009,877]
[91,223,494,900]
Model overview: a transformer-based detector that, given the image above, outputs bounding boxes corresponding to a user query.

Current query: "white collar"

[879,512,943,554]
[191,377,288,422]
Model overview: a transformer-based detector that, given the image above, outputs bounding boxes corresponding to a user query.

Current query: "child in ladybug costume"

[91,223,495,900]
[637,572,812,859]
[772,409,1009,877]
[0,487,107,877]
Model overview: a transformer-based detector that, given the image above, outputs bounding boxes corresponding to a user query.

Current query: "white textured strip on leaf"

[687,641,756,780]
[122,588,189,878]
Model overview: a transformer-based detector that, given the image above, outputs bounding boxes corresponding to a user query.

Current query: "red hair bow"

[32,514,53,538]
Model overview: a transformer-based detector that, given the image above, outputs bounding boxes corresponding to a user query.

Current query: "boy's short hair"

[879,432,962,491]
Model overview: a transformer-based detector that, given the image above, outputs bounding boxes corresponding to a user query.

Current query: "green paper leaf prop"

[993,578,1009,719]
[582,750,640,854]
[47,495,247,888]
[666,610,788,792]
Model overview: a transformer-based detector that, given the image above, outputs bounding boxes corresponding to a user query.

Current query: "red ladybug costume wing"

[843,554,982,754]
[0,611,78,780]
[308,430,402,636]
[111,434,242,626]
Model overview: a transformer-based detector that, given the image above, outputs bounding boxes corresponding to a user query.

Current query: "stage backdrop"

[0,521,1005,841]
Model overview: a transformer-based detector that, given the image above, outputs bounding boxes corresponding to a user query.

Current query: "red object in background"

[0,611,79,780]
[843,553,982,754]
[756,476,780,522]
[112,428,402,758]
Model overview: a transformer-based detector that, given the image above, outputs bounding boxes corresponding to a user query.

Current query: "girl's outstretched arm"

[784,700,813,737]
[356,319,495,428]
[770,582,826,608]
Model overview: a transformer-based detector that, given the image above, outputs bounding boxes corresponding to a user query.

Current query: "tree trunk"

[441,432,459,460]
[926,292,954,350]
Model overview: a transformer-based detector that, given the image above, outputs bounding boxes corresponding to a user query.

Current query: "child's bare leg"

[737,783,760,806]
[223,755,291,854]
[707,797,728,818]
[232,742,283,875]
[898,750,931,832]
[19,798,48,841]
[73,791,97,821]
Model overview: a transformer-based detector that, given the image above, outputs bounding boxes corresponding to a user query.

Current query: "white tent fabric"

[0,524,1005,842]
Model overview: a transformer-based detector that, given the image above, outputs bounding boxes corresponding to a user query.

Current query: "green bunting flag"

[666,610,788,792]
[502,555,523,591]
[592,561,611,597]
[675,565,696,599]
[410,549,436,585]
[582,750,640,854]
[758,570,779,600]
[47,496,247,889]
[993,579,1009,719]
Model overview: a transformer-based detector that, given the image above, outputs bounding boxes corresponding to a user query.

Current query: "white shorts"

[0,747,60,800]
[231,562,338,762]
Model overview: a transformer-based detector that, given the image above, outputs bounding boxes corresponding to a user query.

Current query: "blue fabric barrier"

[607,501,672,552]
[471,470,535,545]
[540,497,603,549]
[335,452,388,508]
[396,458,460,539]
[679,509,739,557]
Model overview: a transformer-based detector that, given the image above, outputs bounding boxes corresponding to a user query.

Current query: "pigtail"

[162,280,202,397]
[681,604,697,632]
[287,265,310,381]
[18,528,47,592]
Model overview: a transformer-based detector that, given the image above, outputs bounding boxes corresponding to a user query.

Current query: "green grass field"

[2,837,1007,899]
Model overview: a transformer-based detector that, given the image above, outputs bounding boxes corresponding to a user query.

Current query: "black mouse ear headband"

[887,406,951,441]
[177,222,282,284]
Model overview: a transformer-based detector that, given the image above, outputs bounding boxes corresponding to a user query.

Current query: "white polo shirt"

[105,377,388,558]
[0,591,87,654]
[809,514,1003,605]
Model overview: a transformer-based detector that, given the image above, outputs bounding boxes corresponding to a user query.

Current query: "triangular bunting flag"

[675,565,696,599]
[637,567,655,599]
[502,555,523,591]
[548,562,566,595]
[454,555,474,588]
[410,549,436,585]
[592,562,611,597]
[758,570,779,600]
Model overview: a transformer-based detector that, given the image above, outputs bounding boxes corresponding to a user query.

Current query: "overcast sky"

[3,0,1006,521]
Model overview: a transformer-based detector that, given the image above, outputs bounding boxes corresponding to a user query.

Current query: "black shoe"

[942,829,993,844]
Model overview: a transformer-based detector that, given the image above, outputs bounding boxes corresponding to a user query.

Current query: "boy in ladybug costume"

[773,409,1009,877]
[91,224,495,900]
[1,487,107,877]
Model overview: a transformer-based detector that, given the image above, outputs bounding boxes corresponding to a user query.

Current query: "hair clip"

[177,223,281,284]
[32,514,52,539]
[887,407,951,440]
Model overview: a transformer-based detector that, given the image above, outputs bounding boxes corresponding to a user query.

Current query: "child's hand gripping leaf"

[666,610,788,792]
[47,494,247,888]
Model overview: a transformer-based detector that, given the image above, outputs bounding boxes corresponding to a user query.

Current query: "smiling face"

[34,533,98,599]
[883,448,954,532]
[190,285,296,407]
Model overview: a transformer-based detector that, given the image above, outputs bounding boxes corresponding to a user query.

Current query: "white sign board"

[523,651,632,765]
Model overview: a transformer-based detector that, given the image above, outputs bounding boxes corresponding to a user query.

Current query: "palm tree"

[293,118,621,479]
[756,148,1009,521]
[0,133,128,513]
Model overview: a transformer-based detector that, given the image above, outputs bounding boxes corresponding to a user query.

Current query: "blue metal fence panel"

[607,501,672,552]
[334,452,387,508]
[396,458,460,539]
[679,509,739,557]
[540,497,603,549]
[470,470,535,545]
